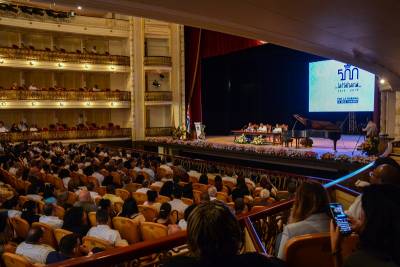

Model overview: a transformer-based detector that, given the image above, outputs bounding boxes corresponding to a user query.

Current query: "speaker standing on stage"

[362,119,378,138]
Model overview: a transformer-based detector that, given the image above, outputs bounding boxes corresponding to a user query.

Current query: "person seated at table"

[272,124,283,133]
[29,124,39,132]
[258,123,267,132]
[28,84,38,91]
[245,122,254,131]
[18,120,28,132]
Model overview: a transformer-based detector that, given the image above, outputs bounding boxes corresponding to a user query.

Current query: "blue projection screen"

[309,60,375,112]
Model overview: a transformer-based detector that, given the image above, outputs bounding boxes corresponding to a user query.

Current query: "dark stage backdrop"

[202,44,375,135]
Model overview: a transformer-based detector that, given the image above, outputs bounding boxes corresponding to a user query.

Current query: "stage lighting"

[152,80,161,87]
[77,6,82,10]
[380,79,386,84]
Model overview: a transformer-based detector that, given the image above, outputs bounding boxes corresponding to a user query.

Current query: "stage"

[206,134,366,158]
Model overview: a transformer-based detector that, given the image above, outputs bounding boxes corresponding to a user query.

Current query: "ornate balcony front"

[145,91,172,102]
[0,128,132,142]
[145,127,173,137]
[0,47,130,66]
[0,90,131,101]
[144,56,172,67]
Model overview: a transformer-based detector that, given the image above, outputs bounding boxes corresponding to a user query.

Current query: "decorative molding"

[0,100,130,109]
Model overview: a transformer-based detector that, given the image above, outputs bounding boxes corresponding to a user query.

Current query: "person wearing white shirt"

[0,121,8,133]
[208,186,217,201]
[16,227,55,264]
[92,167,104,185]
[86,210,127,247]
[142,162,155,180]
[168,188,188,215]
[39,204,63,229]
[258,123,267,132]
[136,180,150,194]
[159,164,173,175]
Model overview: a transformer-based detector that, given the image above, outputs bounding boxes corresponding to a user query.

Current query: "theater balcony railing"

[0,128,132,142]
[46,152,375,267]
[144,56,172,66]
[0,47,130,66]
[145,127,173,137]
[145,91,173,102]
[0,90,131,101]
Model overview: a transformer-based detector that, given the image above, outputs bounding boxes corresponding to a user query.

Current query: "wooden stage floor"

[205,134,365,157]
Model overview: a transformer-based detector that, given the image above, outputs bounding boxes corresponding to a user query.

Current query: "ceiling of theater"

[33,0,400,87]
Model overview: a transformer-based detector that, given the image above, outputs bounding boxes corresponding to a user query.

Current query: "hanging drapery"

[185,26,263,126]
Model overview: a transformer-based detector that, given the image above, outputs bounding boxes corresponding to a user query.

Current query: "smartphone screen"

[329,203,352,235]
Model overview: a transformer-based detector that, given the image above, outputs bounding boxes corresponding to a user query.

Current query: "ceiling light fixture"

[380,78,386,84]
[77,6,82,10]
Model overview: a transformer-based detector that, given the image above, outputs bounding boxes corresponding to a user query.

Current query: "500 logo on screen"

[336,64,360,90]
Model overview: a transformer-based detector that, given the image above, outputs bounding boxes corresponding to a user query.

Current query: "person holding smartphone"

[331,184,400,267]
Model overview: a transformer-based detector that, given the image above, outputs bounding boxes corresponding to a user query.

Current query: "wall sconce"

[152,80,161,88]
[0,59,4,64]
[29,61,34,66]
[110,102,116,107]
[31,101,37,106]
[84,64,89,69]
[110,65,115,71]
[59,102,64,107]
[58,63,63,68]
[0,102,6,107]
[85,101,91,106]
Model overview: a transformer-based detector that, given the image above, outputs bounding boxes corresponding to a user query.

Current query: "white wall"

[146,38,170,56]
[146,105,172,127]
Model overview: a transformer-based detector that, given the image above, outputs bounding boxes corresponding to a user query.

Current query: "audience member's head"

[234,198,247,215]
[290,180,329,223]
[199,174,209,185]
[146,190,158,203]
[172,186,183,200]
[187,201,242,260]
[159,202,172,219]
[43,203,54,216]
[259,189,270,199]
[214,175,223,192]
[200,192,210,203]
[160,181,174,198]
[25,226,44,244]
[208,186,217,199]
[96,209,109,225]
[78,190,92,203]
[106,184,116,195]
[369,164,400,185]
[63,207,86,230]
[59,234,80,257]
[119,198,139,218]
[359,184,400,265]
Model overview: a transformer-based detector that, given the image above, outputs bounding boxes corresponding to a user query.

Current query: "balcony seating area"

[0,142,392,267]
[0,46,130,66]
[0,122,130,142]
[144,56,172,66]
[0,85,130,101]
[0,3,72,21]
[144,91,173,102]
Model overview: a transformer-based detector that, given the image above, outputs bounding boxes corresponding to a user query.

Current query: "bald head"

[370,164,400,185]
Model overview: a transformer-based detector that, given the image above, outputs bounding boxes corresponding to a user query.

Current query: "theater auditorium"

[0,1,399,267]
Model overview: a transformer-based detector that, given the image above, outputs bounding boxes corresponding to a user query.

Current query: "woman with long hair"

[277,180,330,259]
[118,198,145,223]
[62,207,90,238]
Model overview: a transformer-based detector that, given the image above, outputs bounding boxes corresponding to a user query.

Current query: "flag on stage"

[186,105,191,133]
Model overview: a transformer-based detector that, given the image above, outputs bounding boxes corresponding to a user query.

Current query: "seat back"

[53,177,66,190]
[149,184,161,192]
[112,217,141,244]
[216,192,229,202]
[82,236,112,251]
[2,252,33,267]
[138,205,158,222]
[10,217,30,240]
[115,188,130,201]
[124,183,142,193]
[111,172,122,186]
[66,191,78,205]
[88,211,97,226]
[140,222,168,241]
[54,228,73,245]
[18,196,29,207]
[156,195,170,204]
[87,176,100,187]
[53,205,65,220]
[32,222,57,249]
[181,197,193,206]
[223,180,235,190]
[192,190,202,204]
[284,232,334,267]
[132,192,147,204]
[192,183,208,192]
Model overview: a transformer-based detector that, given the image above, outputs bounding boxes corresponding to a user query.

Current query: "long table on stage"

[231,130,282,145]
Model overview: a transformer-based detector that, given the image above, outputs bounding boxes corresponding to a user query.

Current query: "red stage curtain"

[185,26,263,125]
